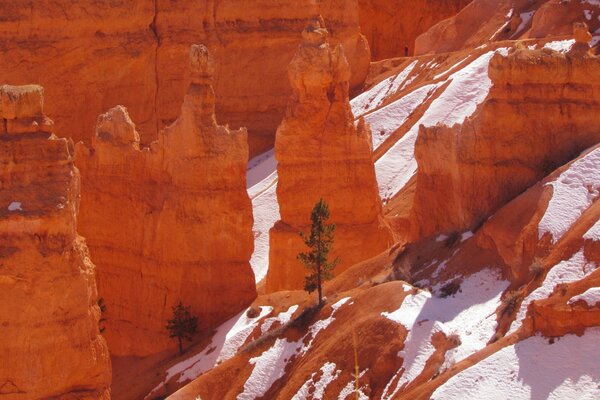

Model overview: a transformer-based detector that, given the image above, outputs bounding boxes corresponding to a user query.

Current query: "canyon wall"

[75,45,256,356]
[358,0,470,59]
[266,19,393,293]
[409,42,600,239]
[0,85,111,399]
[0,0,370,156]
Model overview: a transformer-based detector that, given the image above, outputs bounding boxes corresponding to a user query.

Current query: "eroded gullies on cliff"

[0,85,111,399]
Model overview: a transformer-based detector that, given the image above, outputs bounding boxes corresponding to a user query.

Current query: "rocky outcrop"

[358,0,470,59]
[414,0,600,55]
[0,85,111,399]
[266,19,393,292]
[409,44,600,239]
[0,0,370,156]
[75,45,256,356]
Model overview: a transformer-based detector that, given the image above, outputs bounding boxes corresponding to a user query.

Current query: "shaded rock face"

[409,47,600,239]
[266,20,393,292]
[75,45,256,356]
[0,0,370,157]
[358,0,470,59]
[0,85,111,399]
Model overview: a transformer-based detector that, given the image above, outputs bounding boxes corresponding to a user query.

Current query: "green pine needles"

[166,302,198,355]
[297,198,339,307]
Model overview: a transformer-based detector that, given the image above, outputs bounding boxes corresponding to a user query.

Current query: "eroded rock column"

[266,19,393,292]
[0,85,111,399]
[76,45,256,356]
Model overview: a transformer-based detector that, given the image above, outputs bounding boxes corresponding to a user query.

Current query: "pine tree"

[166,302,198,355]
[297,198,339,307]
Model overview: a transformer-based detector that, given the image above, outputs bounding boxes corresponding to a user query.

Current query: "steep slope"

[167,141,599,400]
[75,45,256,357]
[0,85,111,399]
[0,0,370,156]
[266,19,394,292]
[415,0,600,55]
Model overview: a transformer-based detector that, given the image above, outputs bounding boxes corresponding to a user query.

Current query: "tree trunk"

[178,336,183,355]
[317,263,323,307]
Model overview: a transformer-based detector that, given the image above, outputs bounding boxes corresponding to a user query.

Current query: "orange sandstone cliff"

[266,20,394,292]
[0,0,370,156]
[409,39,600,239]
[75,45,256,357]
[0,85,111,399]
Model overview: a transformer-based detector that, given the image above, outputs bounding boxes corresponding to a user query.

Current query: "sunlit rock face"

[266,19,394,293]
[76,45,257,356]
[0,84,111,399]
[0,0,370,157]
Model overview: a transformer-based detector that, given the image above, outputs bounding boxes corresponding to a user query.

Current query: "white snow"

[292,362,341,400]
[461,231,474,242]
[433,56,469,80]
[364,84,437,150]
[431,328,600,400]
[381,269,509,399]
[568,287,600,306]
[161,306,272,384]
[585,9,593,20]
[261,304,298,334]
[583,219,600,241]
[7,201,22,211]
[512,11,536,38]
[351,61,418,117]
[543,39,576,53]
[582,0,600,6]
[239,297,351,399]
[537,147,600,243]
[247,149,277,189]
[509,250,597,334]
[591,35,600,47]
[374,49,507,201]
[338,370,369,400]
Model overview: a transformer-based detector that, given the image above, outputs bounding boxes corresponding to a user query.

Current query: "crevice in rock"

[149,0,160,138]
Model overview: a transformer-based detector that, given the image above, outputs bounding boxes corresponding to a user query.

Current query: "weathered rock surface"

[0,85,111,399]
[409,44,600,239]
[266,20,393,293]
[75,45,256,356]
[358,0,470,59]
[415,0,600,56]
[0,0,370,157]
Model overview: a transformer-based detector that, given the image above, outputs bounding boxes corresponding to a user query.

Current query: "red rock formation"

[75,45,256,356]
[266,19,394,292]
[409,44,600,239]
[358,0,470,59]
[0,85,111,399]
[0,0,370,157]
[414,0,600,55]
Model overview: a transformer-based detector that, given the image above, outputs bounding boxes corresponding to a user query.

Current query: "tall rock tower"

[0,85,111,398]
[76,45,256,356]
[266,18,394,292]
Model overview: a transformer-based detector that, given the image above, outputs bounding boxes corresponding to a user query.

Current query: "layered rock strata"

[266,20,393,292]
[0,0,370,156]
[0,85,111,399]
[75,45,256,356]
[409,43,600,239]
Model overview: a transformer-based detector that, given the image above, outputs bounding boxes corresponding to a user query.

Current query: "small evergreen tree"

[97,297,107,334]
[297,198,339,307]
[166,302,198,355]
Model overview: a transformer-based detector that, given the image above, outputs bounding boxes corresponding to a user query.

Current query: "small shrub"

[529,259,544,279]
[438,280,461,298]
[166,302,198,355]
[444,232,460,249]
[500,290,522,317]
[246,306,260,319]
[97,297,107,334]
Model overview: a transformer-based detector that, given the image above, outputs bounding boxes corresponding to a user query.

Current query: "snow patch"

[537,147,600,243]
[585,9,593,20]
[292,362,341,400]
[509,250,597,334]
[512,11,536,37]
[261,305,298,334]
[381,269,509,398]
[583,219,600,241]
[568,287,600,306]
[432,328,600,400]
[7,202,22,211]
[543,39,576,53]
